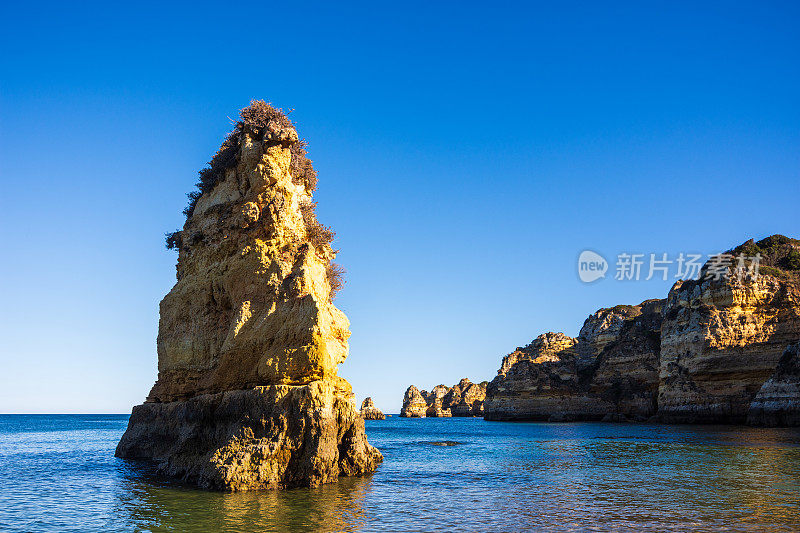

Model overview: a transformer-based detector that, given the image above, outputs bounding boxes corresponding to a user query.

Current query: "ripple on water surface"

[1,415,800,532]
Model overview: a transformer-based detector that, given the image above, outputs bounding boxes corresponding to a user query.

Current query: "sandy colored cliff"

[484,300,663,421]
[400,379,487,417]
[484,236,800,426]
[116,101,382,490]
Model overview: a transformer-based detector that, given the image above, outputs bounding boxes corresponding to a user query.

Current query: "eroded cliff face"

[485,236,800,426]
[400,379,487,417]
[659,270,800,423]
[116,101,381,490]
[747,342,800,426]
[484,301,663,421]
[360,397,386,420]
[400,386,428,417]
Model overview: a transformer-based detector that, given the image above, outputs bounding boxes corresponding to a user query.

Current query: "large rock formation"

[360,397,386,420]
[658,237,800,423]
[399,386,428,417]
[449,378,488,416]
[484,300,663,421]
[485,235,800,425]
[747,342,800,426]
[116,101,382,490]
[400,379,487,417]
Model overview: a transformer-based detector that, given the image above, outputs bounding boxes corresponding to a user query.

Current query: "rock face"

[485,235,800,426]
[747,342,800,426]
[116,101,382,490]
[400,379,487,417]
[400,386,428,417]
[484,300,663,421]
[360,397,386,420]
[658,246,800,423]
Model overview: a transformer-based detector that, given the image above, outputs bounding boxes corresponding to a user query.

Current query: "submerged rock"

[360,397,386,420]
[116,101,381,490]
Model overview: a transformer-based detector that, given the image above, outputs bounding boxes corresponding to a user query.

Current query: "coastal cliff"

[484,236,800,425]
[484,300,663,421]
[747,342,800,426]
[400,379,487,417]
[116,101,382,490]
[658,238,800,423]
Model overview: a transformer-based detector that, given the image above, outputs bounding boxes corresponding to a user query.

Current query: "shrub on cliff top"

[327,262,346,299]
[239,99,294,131]
[181,100,317,219]
[729,234,800,273]
[165,231,182,250]
[300,200,335,251]
[290,140,318,192]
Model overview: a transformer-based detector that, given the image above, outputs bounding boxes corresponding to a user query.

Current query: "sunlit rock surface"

[116,102,381,490]
[485,236,800,426]
[400,379,487,417]
[360,397,386,420]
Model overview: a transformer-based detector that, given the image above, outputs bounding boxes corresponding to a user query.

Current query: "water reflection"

[2,416,800,532]
[111,461,373,532]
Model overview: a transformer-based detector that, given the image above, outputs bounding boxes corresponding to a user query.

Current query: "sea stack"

[115,101,382,490]
[400,386,428,417]
[400,379,487,417]
[360,397,386,420]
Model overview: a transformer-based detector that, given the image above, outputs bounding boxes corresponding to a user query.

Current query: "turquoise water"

[2,415,800,532]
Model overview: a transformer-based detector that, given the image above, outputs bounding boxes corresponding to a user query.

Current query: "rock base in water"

[359,397,386,420]
[116,381,382,491]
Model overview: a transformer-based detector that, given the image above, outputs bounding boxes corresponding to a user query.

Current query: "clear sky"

[1,1,798,413]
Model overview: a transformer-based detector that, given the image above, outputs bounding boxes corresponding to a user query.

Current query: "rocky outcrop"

[117,382,377,491]
[425,385,452,417]
[400,379,487,417]
[484,300,663,421]
[360,397,385,420]
[449,378,488,416]
[400,386,428,417]
[658,238,800,424]
[116,101,381,490]
[747,342,800,426]
[485,235,800,426]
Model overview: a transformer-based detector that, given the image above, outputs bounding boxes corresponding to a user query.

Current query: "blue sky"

[1,1,798,413]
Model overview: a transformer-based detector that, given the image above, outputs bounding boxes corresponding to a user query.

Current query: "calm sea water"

[1,415,800,532]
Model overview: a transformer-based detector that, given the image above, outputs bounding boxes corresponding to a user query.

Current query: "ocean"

[1,414,799,532]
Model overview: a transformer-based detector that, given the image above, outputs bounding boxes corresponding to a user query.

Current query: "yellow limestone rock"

[360,397,386,420]
[116,101,381,490]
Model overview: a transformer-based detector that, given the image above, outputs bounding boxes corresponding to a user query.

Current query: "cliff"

[658,237,800,423]
[360,397,386,420]
[400,379,487,417]
[484,300,663,421]
[484,235,800,426]
[116,101,382,490]
[747,342,800,426]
